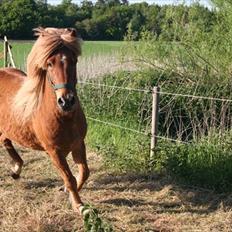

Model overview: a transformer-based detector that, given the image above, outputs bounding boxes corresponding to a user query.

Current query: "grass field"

[0,40,124,69]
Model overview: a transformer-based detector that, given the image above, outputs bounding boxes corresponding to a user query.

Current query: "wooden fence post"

[3,36,16,68]
[150,86,160,160]
[3,36,8,68]
[7,44,16,68]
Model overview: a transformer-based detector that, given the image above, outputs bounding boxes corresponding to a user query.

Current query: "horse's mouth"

[58,103,76,113]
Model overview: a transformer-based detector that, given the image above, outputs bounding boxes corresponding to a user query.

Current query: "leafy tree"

[95,0,106,8]
[0,0,217,40]
[0,0,38,38]
[79,0,93,19]
[144,4,161,36]
[121,0,128,5]
[104,0,120,7]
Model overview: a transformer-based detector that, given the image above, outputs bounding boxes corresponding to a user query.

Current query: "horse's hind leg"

[3,139,24,179]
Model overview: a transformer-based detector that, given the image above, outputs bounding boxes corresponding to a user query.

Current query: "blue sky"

[47,0,212,8]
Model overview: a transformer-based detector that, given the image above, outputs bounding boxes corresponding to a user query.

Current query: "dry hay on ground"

[77,54,138,81]
[0,146,232,231]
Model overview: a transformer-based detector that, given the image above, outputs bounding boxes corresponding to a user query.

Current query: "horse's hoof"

[59,185,67,193]
[11,172,20,179]
[79,205,91,217]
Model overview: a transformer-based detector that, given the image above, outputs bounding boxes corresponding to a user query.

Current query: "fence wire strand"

[87,116,188,144]
[159,91,232,102]
[79,81,232,102]
[78,81,151,93]
[86,116,148,135]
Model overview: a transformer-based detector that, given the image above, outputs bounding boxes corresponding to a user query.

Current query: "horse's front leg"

[72,141,90,191]
[47,149,83,213]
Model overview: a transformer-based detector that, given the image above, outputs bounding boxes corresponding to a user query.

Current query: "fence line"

[159,90,232,103]
[86,116,188,144]
[78,81,151,93]
[86,116,148,135]
[80,81,232,147]
[156,135,188,144]
[79,81,232,103]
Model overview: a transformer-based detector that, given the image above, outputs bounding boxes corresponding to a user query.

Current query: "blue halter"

[47,74,74,91]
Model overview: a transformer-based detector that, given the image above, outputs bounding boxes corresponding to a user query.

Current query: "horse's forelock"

[33,27,78,39]
[28,27,81,75]
[33,28,80,61]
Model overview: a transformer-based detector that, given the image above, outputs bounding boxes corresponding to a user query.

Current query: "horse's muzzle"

[57,93,76,112]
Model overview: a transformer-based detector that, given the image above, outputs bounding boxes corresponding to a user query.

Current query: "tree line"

[0,0,215,40]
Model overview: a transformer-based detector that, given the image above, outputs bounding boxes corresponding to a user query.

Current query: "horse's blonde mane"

[13,27,81,123]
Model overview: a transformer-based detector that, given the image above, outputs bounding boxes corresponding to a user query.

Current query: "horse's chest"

[51,127,78,146]
[37,120,84,151]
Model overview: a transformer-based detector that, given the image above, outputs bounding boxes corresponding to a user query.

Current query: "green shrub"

[164,131,232,192]
[82,204,113,232]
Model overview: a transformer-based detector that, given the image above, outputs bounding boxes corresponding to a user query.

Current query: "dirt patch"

[0,146,232,231]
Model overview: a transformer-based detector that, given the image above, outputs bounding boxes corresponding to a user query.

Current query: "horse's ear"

[33,27,45,37]
[67,28,77,37]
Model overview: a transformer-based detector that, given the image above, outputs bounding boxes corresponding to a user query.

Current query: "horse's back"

[0,68,25,91]
[0,67,26,77]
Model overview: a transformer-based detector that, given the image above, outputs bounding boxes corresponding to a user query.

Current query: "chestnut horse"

[0,28,89,214]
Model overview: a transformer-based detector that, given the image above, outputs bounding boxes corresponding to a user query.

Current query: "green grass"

[165,131,232,192]
[0,40,124,69]
[86,122,150,173]
[82,41,124,57]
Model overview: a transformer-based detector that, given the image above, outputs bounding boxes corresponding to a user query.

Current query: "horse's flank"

[12,27,82,123]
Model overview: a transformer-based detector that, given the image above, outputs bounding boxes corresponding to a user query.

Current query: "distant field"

[0,40,124,70]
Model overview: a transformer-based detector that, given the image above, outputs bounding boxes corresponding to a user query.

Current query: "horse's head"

[46,45,78,112]
[28,27,82,112]
[13,28,81,122]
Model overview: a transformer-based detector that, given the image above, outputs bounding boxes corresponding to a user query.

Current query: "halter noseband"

[47,74,75,91]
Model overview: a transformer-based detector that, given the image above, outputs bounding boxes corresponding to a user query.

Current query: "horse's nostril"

[58,97,65,107]
[57,95,75,111]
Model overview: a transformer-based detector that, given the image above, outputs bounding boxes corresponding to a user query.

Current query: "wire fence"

[79,80,232,102]
[78,81,151,93]
[159,91,232,103]
[86,116,148,135]
[79,80,232,147]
